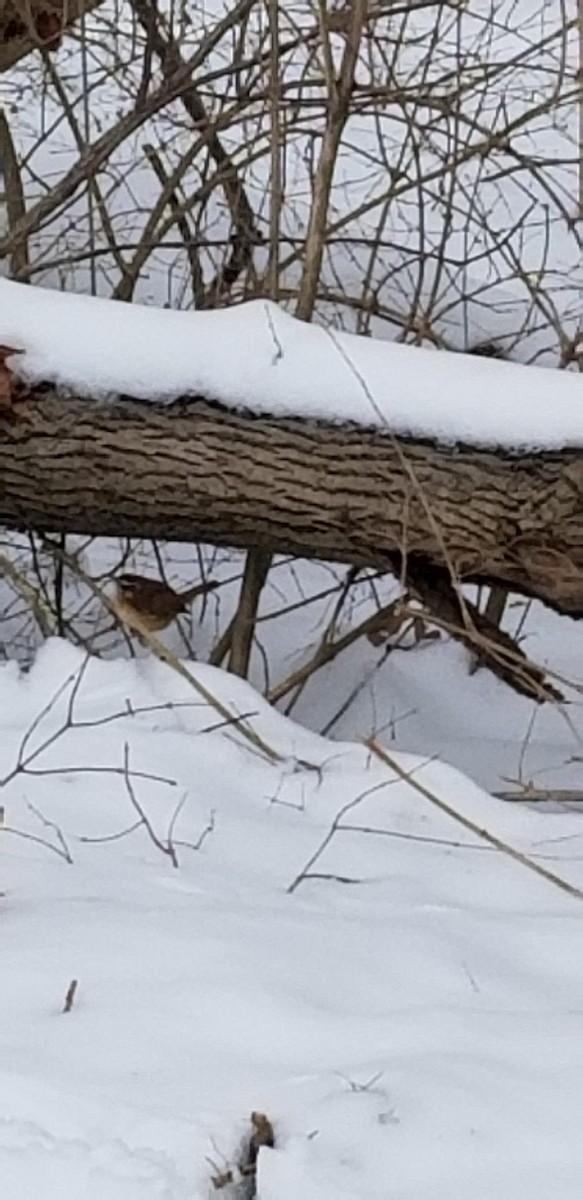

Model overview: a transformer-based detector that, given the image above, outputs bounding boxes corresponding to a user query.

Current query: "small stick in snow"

[63,979,78,1013]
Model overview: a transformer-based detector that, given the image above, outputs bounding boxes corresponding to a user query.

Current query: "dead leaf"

[210,1168,233,1189]
[35,9,64,48]
[0,345,28,419]
[366,599,407,646]
[240,1111,275,1176]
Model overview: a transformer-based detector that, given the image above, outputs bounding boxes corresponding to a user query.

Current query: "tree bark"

[0,0,106,73]
[2,388,583,617]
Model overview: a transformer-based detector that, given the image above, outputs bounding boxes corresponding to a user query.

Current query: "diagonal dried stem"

[366,737,583,903]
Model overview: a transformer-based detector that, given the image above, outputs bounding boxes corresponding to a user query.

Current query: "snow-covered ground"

[2,639,583,1198]
[1,1,581,1192]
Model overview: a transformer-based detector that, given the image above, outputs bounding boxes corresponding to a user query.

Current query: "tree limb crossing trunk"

[2,389,583,617]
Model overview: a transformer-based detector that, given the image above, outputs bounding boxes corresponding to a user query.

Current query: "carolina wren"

[114,573,218,635]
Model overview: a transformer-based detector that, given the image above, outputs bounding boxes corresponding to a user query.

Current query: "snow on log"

[1,279,583,449]
[1,281,583,620]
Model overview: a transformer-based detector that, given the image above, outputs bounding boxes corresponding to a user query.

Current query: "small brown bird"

[114,572,218,635]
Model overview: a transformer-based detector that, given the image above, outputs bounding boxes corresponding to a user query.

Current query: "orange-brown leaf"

[0,345,25,416]
[210,1168,233,1189]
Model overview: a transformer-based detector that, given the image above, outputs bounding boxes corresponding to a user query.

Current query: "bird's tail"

[181,579,220,604]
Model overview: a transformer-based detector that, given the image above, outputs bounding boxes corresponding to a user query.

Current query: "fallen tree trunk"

[2,388,583,618]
